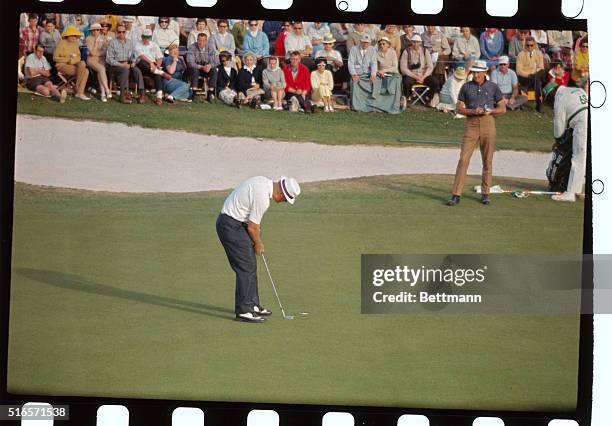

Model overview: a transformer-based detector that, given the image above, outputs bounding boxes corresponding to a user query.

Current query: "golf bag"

[546,128,573,192]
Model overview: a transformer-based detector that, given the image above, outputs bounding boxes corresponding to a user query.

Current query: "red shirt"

[283,63,311,93]
[275,31,288,58]
[548,69,569,87]
[20,26,41,56]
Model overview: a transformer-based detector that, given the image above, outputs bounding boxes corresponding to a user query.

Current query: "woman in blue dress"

[162,44,192,102]
[479,28,504,70]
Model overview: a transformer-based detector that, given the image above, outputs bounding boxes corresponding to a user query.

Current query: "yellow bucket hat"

[61,26,82,38]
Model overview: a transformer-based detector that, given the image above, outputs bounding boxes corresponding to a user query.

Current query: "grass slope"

[17,92,554,152]
[8,175,583,410]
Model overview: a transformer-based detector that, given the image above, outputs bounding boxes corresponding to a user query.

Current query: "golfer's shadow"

[15,268,235,321]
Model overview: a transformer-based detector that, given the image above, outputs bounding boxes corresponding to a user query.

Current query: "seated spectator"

[400,25,415,53]
[232,20,248,55]
[106,25,145,104]
[100,19,116,40]
[153,17,179,52]
[329,22,350,59]
[20,14,41,57]
[263,21,283,45]
[311,57,334,112]
[263,56,286,110]
[209,19,237,66]
[103,15,120,32]
[508,29,529,65]
[53,26,90,100]
[162,45,192,102]
[134,29,170,106]
[216,52,240,106]
[274,22,293,60]
[441,26,461,50]
[237,52,265,107]
[516,37,546,112]
[435,66,467,114]
[188,19,211,47]
[24,44,67,102]
[121,16,142,46]
[374,36,403,112]
[86,23,112,102]
[348,34,380,112]
[377,24,401,59]
[531,30,549,53]
[38,20,61,64]
[548,61,569,86]
[490,56,527,111]
[315,34,346,85]
[284,22,314,69]
[186,33,218,102]
[571,37,589,87]
[399,34,438,105]
[283,51,313,112]
[421,26,451,80]
[243,20,270,62]
[306,22,330,55]
[178,17,197,46]
[547,30,573,61]
[452,27,480,69]
[479,28,504,68]
[559,40,574,71]
[347,23,369,53]
[376,36,399,74]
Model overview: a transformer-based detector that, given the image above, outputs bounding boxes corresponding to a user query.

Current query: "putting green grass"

[17,91,555,152]
[9,175,584,411]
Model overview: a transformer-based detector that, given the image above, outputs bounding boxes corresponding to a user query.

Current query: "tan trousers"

[56,61,89,96]
[86,57,109,92]
[451,115,496,196]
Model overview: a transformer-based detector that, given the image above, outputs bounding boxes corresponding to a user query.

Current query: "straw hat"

[453,67,468,80]
[322,33,336,44]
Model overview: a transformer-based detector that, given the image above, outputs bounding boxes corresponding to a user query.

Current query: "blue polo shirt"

[490,68,518,96]
[458,80,503,110]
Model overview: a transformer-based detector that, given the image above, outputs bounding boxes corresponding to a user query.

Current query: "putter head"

[284,315,294,320]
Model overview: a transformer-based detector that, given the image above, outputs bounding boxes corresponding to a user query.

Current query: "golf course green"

[8,174,584,411]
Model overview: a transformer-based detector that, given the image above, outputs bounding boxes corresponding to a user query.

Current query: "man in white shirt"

[134,29,170,105]
[284,22,314,68]
[216,176,301,323]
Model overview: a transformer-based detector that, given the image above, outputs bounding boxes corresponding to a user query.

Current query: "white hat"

[411,34,422,42]
[360,34,372,43]
[498,55,509,65]
[89,23,102,31]
[280,177,301,205]
[471,60,488,72]
[378,36,390,44]
[122,16,136,23]
[142,28,153,37]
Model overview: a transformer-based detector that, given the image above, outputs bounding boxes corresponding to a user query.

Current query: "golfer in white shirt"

[216,176,301,323]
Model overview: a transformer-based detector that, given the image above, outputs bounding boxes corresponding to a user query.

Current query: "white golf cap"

[411,34,422,42]
[122,15,136,22]
[471,59,488,72]
[498,55,509,65]
[360,34,372,43]
[280,177,301,205]
[142,28,153,37]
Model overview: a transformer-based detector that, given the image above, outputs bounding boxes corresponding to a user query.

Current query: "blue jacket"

[243,31,270,57]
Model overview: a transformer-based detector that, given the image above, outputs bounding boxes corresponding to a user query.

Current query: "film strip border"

[0,0,596,426]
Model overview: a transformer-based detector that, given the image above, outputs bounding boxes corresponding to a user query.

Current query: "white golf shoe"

[236,312,265,323]
[551,192,576,202]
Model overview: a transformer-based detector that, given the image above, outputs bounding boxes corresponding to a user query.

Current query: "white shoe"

[75,94,91,101]
[106,92,112,100]
[551,192,576,202]
[59,89,67,104]
[289,97,299,113]
[101,97,107,102]
[400,95,407,110]
[235,312,265,323]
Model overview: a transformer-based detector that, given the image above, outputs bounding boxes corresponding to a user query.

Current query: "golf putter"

[261,253,294,320]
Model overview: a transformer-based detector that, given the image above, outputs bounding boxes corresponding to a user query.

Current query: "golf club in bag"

[261,253,294,320]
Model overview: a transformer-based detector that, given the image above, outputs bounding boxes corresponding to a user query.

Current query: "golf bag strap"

[566,106,588,129]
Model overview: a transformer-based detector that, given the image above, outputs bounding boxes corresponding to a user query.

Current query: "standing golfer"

[447,60,506,206]
[216,176,301,323]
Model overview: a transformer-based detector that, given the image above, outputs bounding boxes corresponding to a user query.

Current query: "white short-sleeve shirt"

[221,176,273,225]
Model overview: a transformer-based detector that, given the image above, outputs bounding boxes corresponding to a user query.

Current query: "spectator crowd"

[18,13,589,114]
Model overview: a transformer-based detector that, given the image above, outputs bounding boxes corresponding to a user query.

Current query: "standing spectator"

[163,45,192,102]
[263,21,283,46]
[24,44,67,103]
[516,36,547,112]
[274,22,293,61]
[106,25,145,104]
[209,19,236,66]
[447,60,506,206]
[400,25,415,53]
[186,33,218,102]
[178,17,197,46]
[53,26,90,100]
[243,20,270,62]
[121,16,142,46]
[315,34,346,85]
[134,29,170,106]
[237,52,265,107]
[232,20,248,54]
[187,19,211,47]
[216,52,240,106]
[262,56,286,110]
[20,14,41,57]
[311,57,335,112]
[153,17,179,51]
[399,34,438,104]
[490,56,527,111]
[376,24,401,59]
[508,29,529,65]
[479,28,504,68]
[38,20,61,64]
[306,22,331,56]
[86,23,112,102]
[452,27,480,69]
[571,38,589,87]
[284,22,314,69]
[421,26,451,81]
[283,51,313,112]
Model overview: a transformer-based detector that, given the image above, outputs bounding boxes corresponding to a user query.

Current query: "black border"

[1,1,592,425]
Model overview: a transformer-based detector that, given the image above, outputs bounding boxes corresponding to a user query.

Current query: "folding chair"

[56,71,76,93]
[411,84,430,106]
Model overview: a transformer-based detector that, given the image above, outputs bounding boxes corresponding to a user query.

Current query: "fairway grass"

[8,175,584,411]
[17,92,554,152]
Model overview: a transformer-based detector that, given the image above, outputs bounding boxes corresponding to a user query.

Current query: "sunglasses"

[250,23,258,26]
[160,20,169,23]
[581,45,588,48]
[219,25,227,28]
[526,43,535,47]
[294,27,303,30]
[117,30,126,33]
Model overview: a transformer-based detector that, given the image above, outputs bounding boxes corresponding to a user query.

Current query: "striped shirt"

[458,80,503,110]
